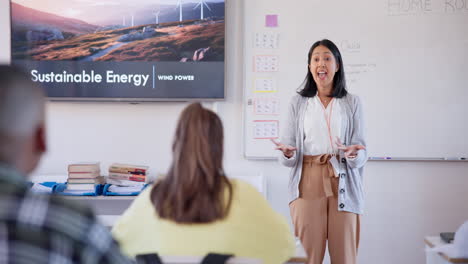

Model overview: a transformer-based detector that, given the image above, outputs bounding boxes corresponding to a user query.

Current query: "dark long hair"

[298,39,348,98]
[150,102,233,223]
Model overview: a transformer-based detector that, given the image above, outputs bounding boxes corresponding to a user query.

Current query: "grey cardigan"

[278,93,367,214]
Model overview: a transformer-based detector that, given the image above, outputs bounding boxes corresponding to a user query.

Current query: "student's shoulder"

[121,185,154,212]
[229,178,255,191]
[228,179,264,201]
[47,193,95,217]
[34,194,100,238]
[134,185,153,204]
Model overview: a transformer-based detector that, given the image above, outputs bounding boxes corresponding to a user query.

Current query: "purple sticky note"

[265,14,278,27]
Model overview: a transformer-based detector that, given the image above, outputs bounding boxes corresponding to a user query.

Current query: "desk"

[425,236,468,264]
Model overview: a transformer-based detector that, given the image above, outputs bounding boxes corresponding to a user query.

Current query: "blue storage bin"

[102,184,149,196]
[28,181,59,194]
[53,183,104,196]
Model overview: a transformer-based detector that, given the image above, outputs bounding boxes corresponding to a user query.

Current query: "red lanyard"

[319,97,335,154]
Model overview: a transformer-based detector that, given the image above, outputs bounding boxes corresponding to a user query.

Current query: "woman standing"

[274,39,367,264]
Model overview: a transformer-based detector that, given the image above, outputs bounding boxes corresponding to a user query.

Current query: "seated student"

[112,103,295,264]
[0,65,132,264]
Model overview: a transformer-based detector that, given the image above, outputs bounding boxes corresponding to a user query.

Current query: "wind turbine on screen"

[175,0,183,22]
[193,0,211,20]
[153,10,161,25]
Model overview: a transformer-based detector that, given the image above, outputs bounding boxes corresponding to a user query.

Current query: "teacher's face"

[309,45,339,90]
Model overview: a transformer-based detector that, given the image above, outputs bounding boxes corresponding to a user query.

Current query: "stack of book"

[107,163,148,190]
[66,162,103,193]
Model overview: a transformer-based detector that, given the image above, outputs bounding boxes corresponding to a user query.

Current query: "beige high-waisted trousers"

[289,155,360,264]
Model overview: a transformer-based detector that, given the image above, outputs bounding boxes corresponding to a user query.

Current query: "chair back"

[136,253,262,264]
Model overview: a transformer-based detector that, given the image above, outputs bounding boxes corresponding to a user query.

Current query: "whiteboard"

[243,0,468,159]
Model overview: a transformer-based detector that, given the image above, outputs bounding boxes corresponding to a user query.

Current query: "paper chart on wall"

[254,98,280,115]
[254,32,279,49]
[254,55,279,72]
[253,120,279,139]
[254,77,277,93]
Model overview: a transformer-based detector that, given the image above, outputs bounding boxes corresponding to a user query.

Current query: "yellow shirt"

[112,179,295,264]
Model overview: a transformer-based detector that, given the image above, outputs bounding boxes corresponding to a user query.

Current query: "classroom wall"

[1,1,468,264]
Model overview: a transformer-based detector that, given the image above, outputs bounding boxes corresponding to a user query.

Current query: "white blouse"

[303,96,343,155]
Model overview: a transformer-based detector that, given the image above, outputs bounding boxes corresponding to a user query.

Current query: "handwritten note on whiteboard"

[254,98,280,115]
[254,55,279,72]
[253,120,279,139]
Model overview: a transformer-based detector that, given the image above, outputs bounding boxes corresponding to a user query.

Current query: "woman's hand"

[271,139,297,158]
[336,137,366,158]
